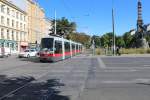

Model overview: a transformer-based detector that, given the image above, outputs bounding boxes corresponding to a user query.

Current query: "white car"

[0,47,11,57]
[18,49,37,58]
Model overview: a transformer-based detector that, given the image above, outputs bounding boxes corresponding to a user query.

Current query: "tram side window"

[55,41,62,54]
[76,45,78,51]
[72,44,75,51]
[65,42,70,52]
[79,46,81,51]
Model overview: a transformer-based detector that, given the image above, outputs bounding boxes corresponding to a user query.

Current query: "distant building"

[27,0,51,46]
[45,18,52,37]
[0,0,28,54]
[137,0,143,33]
[129,29,136,35]
[27,0,46,45]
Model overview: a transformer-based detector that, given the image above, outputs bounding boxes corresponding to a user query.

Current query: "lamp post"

[112,0,116,56]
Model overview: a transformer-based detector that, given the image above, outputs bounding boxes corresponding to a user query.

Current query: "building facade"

[27,0,46,47]
[0,0,28,54]
[45,18,51,37]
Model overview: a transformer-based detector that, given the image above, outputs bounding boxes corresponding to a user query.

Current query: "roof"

[1,0,27,14]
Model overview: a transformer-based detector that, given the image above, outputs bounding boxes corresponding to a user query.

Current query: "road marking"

[134,79,150,83]
[104,69,137,72]
[143,65,150,67]
[101,79,150,84]
[105,67,150,69]
[101,80,135,84]
[97,57,106,69]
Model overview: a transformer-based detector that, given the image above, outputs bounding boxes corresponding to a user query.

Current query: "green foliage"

[101,32,114,47]
[120,48,149,54]
[116,36,125,47]
[69,32,91,48]
[122,32,134,48]
[91,35,101,48]
[50,17,76,37]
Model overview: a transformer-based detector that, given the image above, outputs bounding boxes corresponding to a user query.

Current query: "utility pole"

[112,0,116,56]
[35,0,38,47]
[54,10,57,35]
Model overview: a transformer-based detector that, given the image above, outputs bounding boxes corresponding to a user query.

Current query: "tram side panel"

[72,43,76,56]
[53,40,63,61]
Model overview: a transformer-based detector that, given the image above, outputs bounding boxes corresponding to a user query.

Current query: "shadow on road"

[0,75,70,100]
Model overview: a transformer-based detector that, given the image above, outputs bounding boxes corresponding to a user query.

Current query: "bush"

[120,48,149,54]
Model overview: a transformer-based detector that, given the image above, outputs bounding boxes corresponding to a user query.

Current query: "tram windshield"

[41,38,54,51]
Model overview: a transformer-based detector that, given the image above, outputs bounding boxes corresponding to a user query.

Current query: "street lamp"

[112,0,116,56]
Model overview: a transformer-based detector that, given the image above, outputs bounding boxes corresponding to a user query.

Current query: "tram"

[39,35,82,62]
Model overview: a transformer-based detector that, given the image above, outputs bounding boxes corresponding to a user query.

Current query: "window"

[12,10,15,17]
[7,7,10,15]
[24,50,29,52]
[16,32,18,41]
[12,30,14,40]
[20,23,22,30]
[65,42,70,52]
[24,24,26,30]
[16,21,18,28]
[55,41,62,54]
[16,43,18,50]
[76,44,78,51]
[7,29,9,39]
[1,28,4,39]
[1,5,5,13]
[20,32,22,41]
[7,43,9,47]
[16,12,19,19]
[12,20,14,27]
[7,18,10,26]
[1,16,4,25]
[30,50,35,52]
[24,16,26,21]
[24,32,26,41]
[72,44,75,51]
[41,38,54,49]
[20,14,23,20]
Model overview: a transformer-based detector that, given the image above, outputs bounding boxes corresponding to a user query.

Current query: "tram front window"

[41,38,54,51]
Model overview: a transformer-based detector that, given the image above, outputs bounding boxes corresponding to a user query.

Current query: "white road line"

[97,57,106,69]
[105,67,150,69]
[143,65,150,67]
[101,79,150,84]
[104,69,137,72]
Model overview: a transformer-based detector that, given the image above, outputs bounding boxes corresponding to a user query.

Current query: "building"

[45,18,52,37]
[0,0,28,54]
[137,0,144,33]
[27,0,46,47]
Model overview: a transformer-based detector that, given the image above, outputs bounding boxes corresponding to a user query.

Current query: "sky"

[11,0,150,36]
[9,0,27,11]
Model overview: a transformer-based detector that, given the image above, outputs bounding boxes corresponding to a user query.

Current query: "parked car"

[18,49,38,58]
[0,47,11,58]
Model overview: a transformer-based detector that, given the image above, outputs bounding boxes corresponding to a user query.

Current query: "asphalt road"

[0,55,150,100]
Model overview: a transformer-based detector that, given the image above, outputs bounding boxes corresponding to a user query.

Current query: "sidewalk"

[121,54,150,57]
[98,54,150,57]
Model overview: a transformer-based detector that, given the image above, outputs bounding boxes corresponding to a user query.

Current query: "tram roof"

[43,35,82,45]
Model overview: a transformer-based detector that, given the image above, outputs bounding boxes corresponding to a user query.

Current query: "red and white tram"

[39,35,82,62]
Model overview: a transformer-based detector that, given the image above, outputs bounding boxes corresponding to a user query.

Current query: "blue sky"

[37,0,150,36]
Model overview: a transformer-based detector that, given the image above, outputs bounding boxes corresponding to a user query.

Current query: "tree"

[91,35,101,48]
[116,36,125,47]
[101,32,114,48]
[69,32,91,48]
[123,32,134,48]
[50,17,76,37]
